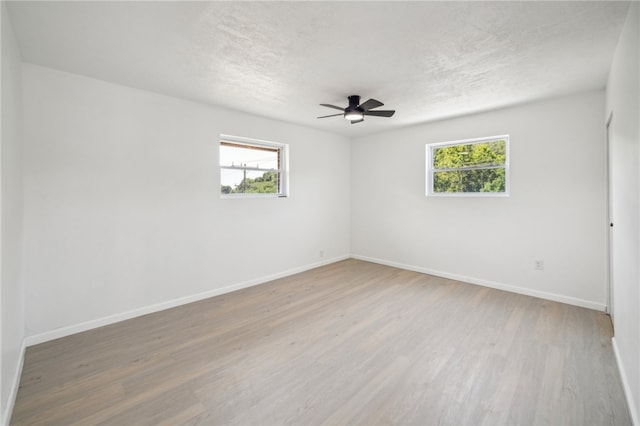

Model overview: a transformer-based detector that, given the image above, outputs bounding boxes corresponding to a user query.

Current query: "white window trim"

[220,134,289,198]
[426,134,510,197]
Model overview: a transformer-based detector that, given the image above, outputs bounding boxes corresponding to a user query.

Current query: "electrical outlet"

[534,260,544,271]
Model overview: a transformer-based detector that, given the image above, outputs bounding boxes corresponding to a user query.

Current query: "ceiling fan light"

[344,111,364,121]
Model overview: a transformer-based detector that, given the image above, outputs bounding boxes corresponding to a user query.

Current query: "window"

[426,135,509,196]
[219,135,288,197]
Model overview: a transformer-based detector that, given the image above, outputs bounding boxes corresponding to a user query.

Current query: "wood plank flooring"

[11,259,631,425]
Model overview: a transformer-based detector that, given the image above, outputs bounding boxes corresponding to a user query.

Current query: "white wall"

[606,3,640,424]
[1,3,25,425]
[351,91,607,310]
[21,64,351,340]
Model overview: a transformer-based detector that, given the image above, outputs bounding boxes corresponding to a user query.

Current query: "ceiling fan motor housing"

[345,95,364,116]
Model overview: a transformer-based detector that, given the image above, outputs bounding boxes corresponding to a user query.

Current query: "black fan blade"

[317,113,343,119]
[364,110,395,117]
[350,119,364,124]
[359,99,383,111]
[320,104,345,111]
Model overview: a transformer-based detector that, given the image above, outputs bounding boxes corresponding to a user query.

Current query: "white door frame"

[606,111,614,325]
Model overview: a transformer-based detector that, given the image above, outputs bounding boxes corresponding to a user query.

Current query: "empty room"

[1,1,639,425]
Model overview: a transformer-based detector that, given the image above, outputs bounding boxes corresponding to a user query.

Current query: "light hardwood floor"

[12,259,631,425]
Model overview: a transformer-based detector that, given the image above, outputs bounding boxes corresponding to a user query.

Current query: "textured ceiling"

[6,1,630,137]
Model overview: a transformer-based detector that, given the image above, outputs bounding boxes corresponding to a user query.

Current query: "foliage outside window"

[426,135,509,196]
[220,135,288,197]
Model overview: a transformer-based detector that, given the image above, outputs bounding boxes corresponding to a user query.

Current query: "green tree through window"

[428,137,509,195]
[226,170,279,194]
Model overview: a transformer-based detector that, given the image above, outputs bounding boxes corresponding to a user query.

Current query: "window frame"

[219,134,289,198]
[426,135,510,197]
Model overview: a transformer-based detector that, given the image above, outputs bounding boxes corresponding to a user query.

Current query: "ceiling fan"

[317,95,395,124]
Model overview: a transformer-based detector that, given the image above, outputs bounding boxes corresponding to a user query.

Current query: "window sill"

[221,193,288,199]
[426,192,510,197]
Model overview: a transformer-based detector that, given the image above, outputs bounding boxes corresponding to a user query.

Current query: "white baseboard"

[23,252,606,346]
[25,255,350,346]
[612,337,639,426]
[2,339,26,426]
[350,254,606,312]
